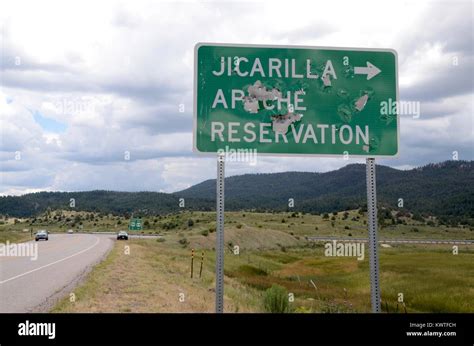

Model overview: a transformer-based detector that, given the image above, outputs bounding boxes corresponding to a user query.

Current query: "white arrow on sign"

[354,62,381,80]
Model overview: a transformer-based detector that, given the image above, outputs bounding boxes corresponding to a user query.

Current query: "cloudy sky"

[0,0,472,195]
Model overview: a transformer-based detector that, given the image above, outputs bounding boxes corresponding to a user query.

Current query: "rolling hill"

[1,161,472,220]
[177,160,474,219]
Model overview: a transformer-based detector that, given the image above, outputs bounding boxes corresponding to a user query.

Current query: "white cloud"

[0,0,472,195]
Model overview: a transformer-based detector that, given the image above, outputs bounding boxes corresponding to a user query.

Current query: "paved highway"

[0,233,114,312]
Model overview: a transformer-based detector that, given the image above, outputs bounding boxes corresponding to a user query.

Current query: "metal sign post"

[366,158,381,312]
[215,153,225,313]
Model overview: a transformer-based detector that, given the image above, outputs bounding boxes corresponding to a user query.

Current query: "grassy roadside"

[52,236,474,313]
[52,238,261,313]
[0,230,34,243]
[28,209,471,313]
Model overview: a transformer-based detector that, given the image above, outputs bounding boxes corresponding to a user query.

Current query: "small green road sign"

[194,43,399,157]
[129,218,143,231]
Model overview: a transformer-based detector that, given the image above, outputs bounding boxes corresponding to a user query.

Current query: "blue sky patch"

[32,110,67,133]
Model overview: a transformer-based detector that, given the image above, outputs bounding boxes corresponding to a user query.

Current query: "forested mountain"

[1,161,472,221]
[177,160,473,220]
[0,191,213,218]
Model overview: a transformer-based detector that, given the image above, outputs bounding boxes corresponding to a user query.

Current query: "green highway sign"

[129,217,142,231]
[194,43,399,157]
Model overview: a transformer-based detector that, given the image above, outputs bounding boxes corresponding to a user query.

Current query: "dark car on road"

[117,231,129,240]
[35,230,49,241]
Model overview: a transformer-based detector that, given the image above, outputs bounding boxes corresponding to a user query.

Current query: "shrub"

[412,213,424,222]
[156,237,165,242]
[263,284,290,313]
[162,221,178,230]
[236,224,243,229]
[344,226,350,230]
[178,237,189,247]
[201,229,209,237]
[281,219,286,223]
[187,219,194,227]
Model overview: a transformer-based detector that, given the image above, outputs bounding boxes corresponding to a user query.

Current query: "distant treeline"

[1,161,473,224]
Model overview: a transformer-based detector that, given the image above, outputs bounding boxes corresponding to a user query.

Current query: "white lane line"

[0,236,100,285]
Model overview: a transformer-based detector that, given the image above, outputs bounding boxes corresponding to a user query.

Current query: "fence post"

[190,248,194,278]
[199,251,204,278]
